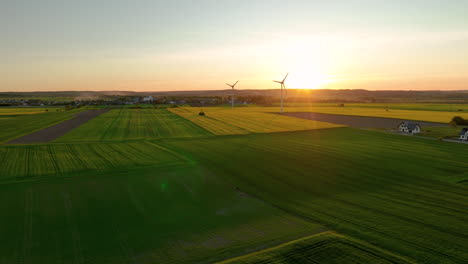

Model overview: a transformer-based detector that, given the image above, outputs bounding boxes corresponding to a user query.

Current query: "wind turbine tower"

[225,80,239,109]
[273,73,289,113]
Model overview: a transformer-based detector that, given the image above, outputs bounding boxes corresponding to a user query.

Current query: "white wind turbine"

[273,73,289,113]
[225,80,239,109]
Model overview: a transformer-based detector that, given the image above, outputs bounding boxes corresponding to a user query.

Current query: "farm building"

[460,128,468,141]
[142,96,154,102]
[398,121,421,134]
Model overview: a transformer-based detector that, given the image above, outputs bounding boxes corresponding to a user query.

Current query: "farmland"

[171,106,468,125]
[0,106,467,263]
[279,106,468,123]
[0,146,324,264]
[282,103,468,112]
[419,126,465,139]
[161,128,468,263]
[56,109,212,142]
[0,107,49,116]
[218,232,414,264]
[169,107,342,135]
[0,109,82,143]
[0,141,187,183]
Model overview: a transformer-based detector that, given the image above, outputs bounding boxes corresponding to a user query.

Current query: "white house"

[142,96,154,102]
[460,128,468,141]
[398,121,421,134]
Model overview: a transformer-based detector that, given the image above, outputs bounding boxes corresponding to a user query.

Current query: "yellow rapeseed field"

[0,108,48,115]
[169,107,343,135]
[280,106,468,123]
[170,105,468,135]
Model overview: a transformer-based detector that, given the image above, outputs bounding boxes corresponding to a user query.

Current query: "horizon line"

[3,88,468,93]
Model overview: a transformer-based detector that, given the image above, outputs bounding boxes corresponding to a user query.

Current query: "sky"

[1,0,468,91]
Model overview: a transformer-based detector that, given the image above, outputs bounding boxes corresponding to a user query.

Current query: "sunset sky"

[2,0,468,91]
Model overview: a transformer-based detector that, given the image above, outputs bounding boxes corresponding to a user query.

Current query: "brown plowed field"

[282,112,448,128]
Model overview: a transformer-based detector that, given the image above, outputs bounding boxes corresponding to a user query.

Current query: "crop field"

[0,110,81,143]
[162,128,468,263]
[0,151,324,264]
[218,232,414,264]
[0,107,80,116]
[282,103,468,112]
[0,96,74,102]
[419,126,466,139]
[1,105,467,263]
[279,106,468,123]
[169,107,342,135]
[0,141,188,183]
[0,108,48,116]
[172,106,468,126]
[56,109,211,142]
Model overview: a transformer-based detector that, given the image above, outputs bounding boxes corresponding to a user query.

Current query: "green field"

[0,107,49,116]
[160,128,468,263]
[0,141,187,183]
[56,109,211,142]
[218,232,414,264]
[420,126,466,139]
[0,110,81,143]
[1,106,467,263]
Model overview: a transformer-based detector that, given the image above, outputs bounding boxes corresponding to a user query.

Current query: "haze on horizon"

[1,0,468,92]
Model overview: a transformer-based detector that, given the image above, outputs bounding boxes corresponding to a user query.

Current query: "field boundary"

[215,231,416,264]
[215,231,331,264]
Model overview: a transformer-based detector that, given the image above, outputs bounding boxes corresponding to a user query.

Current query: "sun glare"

[288,66,330,89]
[276,39,333,89]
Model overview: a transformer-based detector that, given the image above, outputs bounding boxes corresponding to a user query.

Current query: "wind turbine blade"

[233,80,239,87]
[273,80,282,84]
[282,72,289,83]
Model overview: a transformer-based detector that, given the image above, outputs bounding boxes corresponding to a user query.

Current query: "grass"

[55,109,212,142]
[0,110,81,143]
[217,231,414,264]
[169,107,342,135]
[419,126,467,139]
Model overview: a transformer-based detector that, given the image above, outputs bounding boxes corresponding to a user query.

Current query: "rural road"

[281,112,449,128]
[7,109,109,144]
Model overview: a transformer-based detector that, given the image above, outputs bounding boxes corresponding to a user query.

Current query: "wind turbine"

[273,73,289,113]
[225,80,239,109]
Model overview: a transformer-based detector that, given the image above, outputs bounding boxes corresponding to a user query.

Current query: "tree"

[450,116,468,126]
